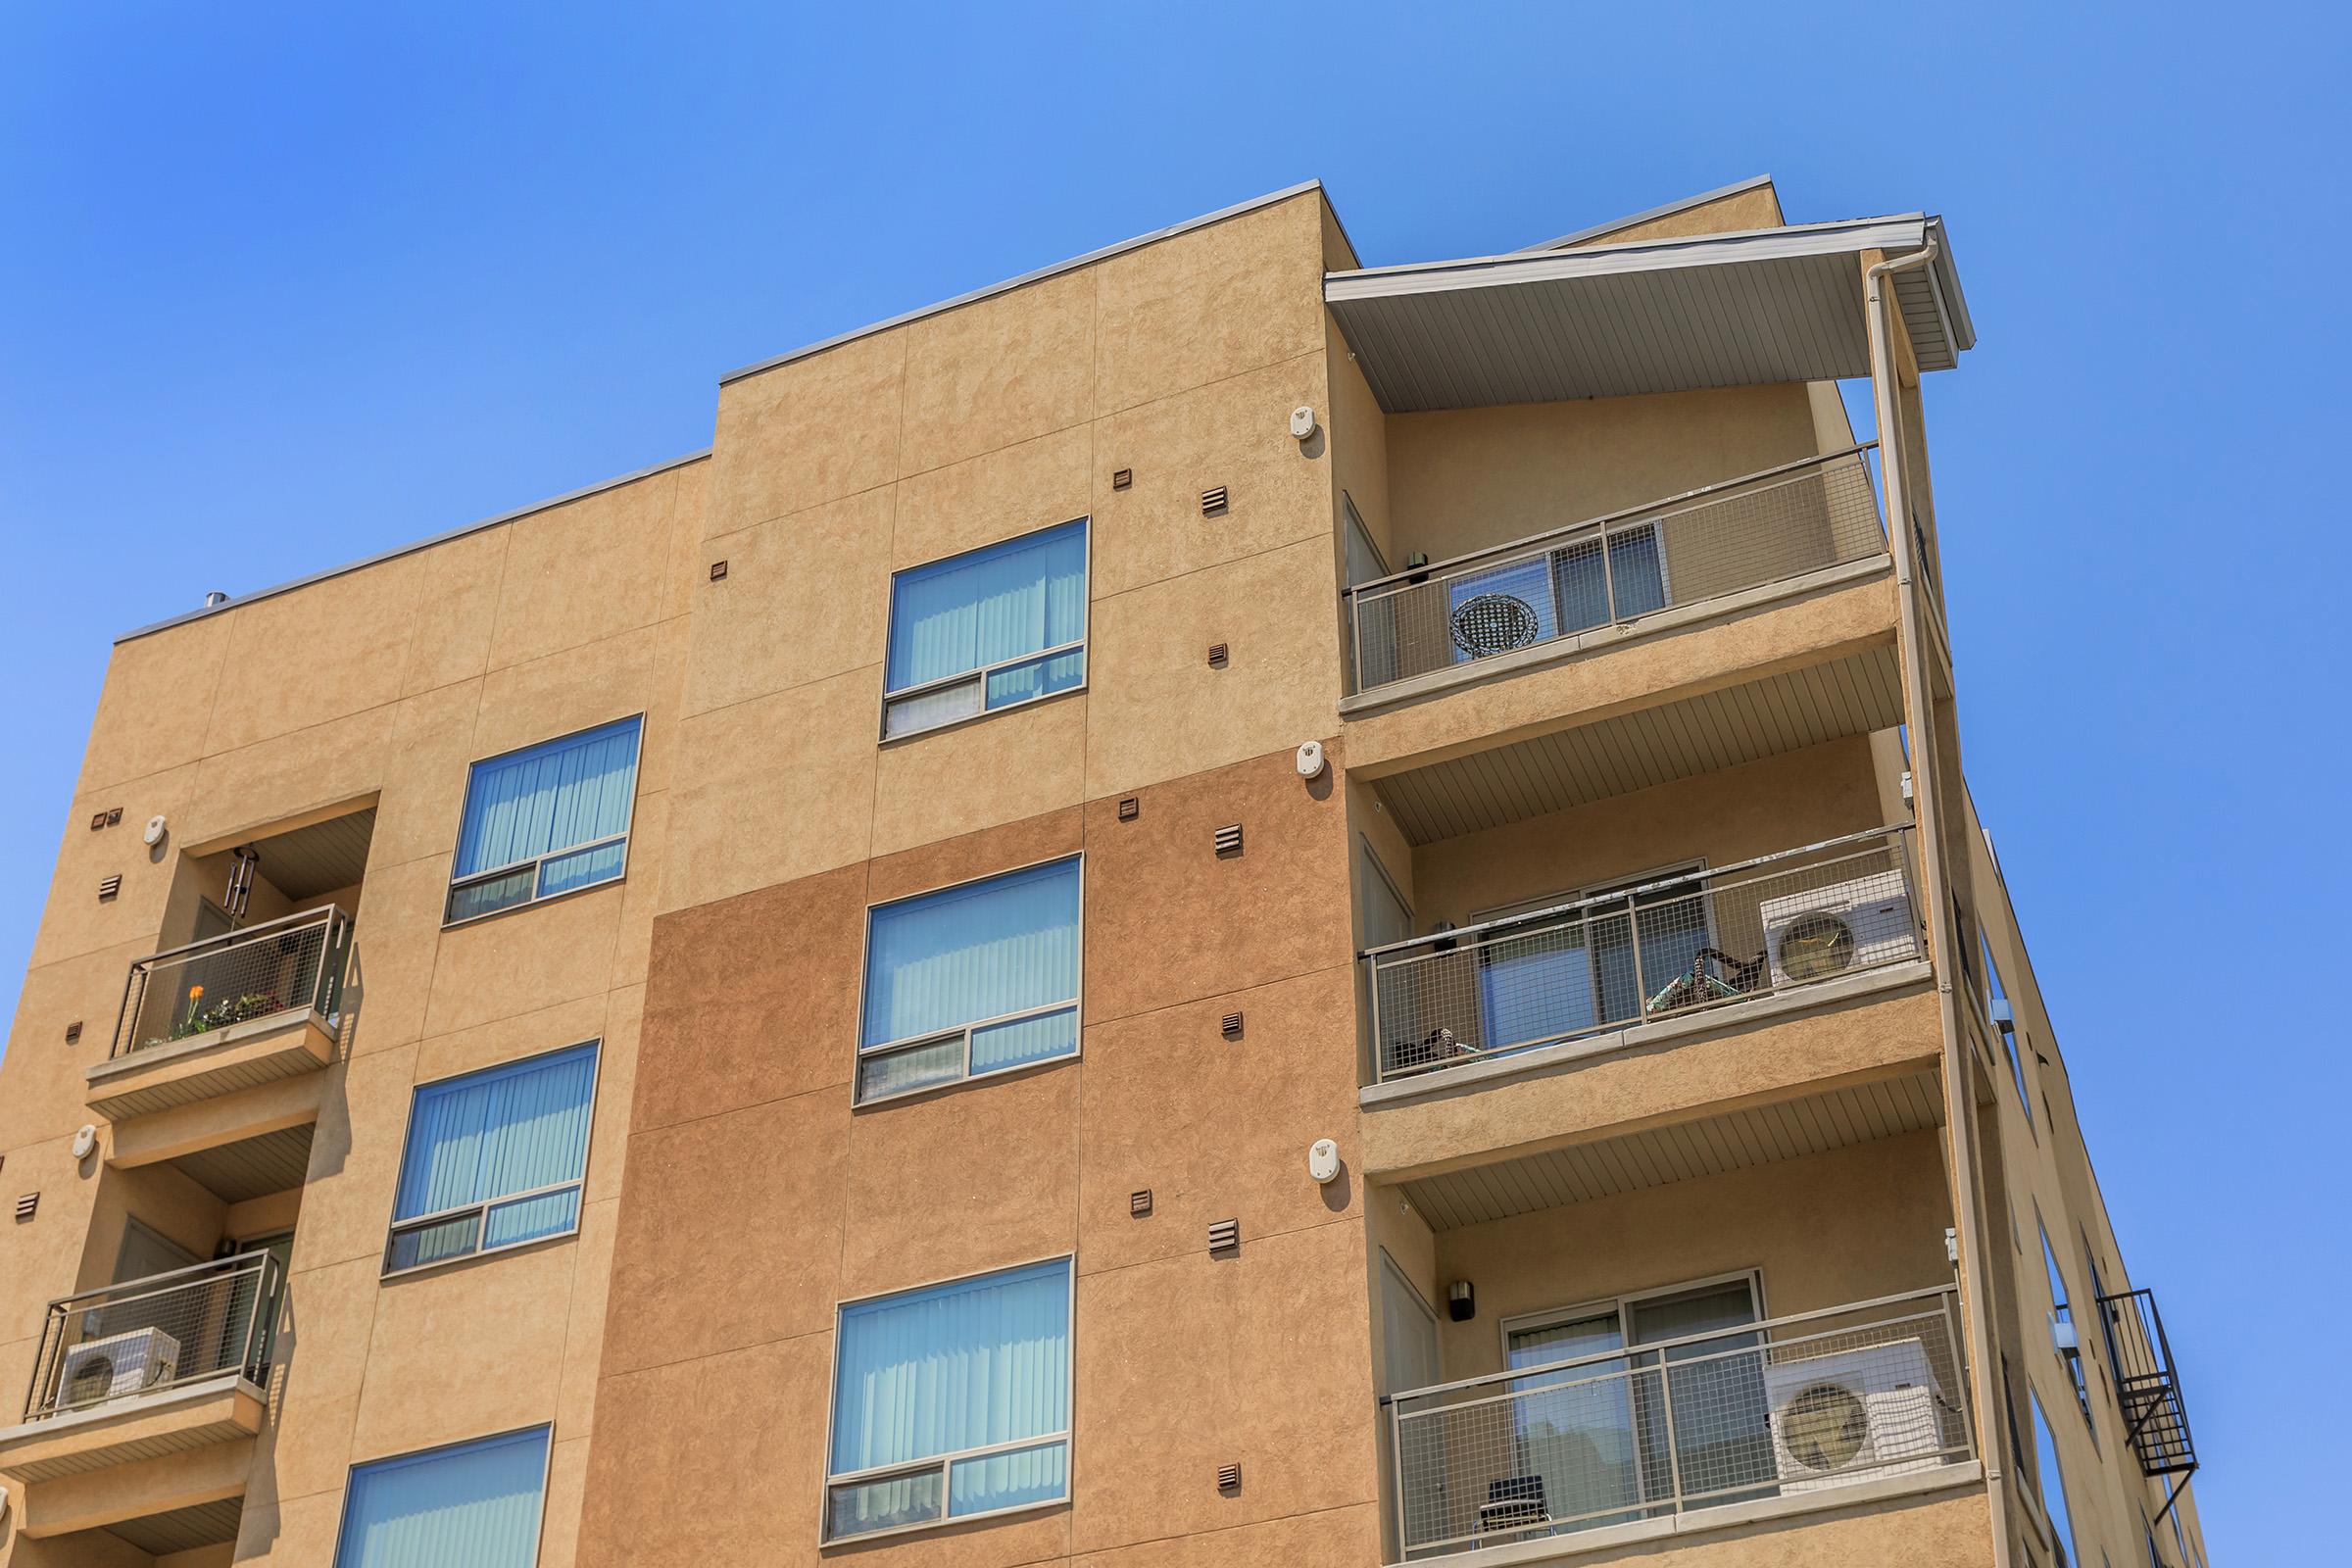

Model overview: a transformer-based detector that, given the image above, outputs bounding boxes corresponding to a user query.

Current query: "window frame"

[852,853,1084,1107]
[331,1423,554,1568]
[442,714,646,929]
[818,1252,1077,1545]
[2023,1382,2082,1568]
[380,1041,603,1280]
[1980,923,2035,1129]
[878,518,1091,743]
[2036,1210,2095,1429]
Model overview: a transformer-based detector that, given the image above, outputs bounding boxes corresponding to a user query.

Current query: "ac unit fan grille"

[1777,911,1857,982]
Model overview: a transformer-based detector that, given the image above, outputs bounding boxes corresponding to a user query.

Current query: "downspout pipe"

[1867,238,2017,1568]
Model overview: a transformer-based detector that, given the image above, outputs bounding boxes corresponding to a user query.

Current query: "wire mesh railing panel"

[24,1252,284,1420]
[1349,447,1886,696]
[1389,1290,1971,1556]
[1367,830,1918,1082]
[113,906,350,1058]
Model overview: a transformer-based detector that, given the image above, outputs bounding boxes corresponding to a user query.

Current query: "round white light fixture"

[1307,1138,1341,1185]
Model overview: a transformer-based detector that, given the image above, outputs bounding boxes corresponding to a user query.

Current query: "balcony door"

[1501,1273,1770,1533]
[1471,863,1710,1054]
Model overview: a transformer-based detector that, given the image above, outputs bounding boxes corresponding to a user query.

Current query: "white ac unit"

[60,1326,181,1408]
[1763,1337,1947,1494]
[1758,873,1916,990]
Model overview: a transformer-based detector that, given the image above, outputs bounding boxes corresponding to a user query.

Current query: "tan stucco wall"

[0,450,705,1565]
[1381,384,1836,572]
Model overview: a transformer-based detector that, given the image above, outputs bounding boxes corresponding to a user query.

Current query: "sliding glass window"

[883,520,1087,739]
[384,1043,598,1274]
[445,716,642,924]
[333,1426,550,1568]
[857,857,1081,1103]
[825,1258,1072,1541]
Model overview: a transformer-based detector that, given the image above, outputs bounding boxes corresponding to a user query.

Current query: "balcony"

[84,904,351,1124]
[2096,1287,2199,1479]
[1363,826,1921,1089]
[1384,1287,1976,1562]
[1346,445,1886,707]
[0,1252,282,1545]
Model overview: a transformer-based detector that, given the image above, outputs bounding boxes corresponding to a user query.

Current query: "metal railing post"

[1625,905,1647,1025]
[1655,1360,1685,1513]
[1597,523,1619,622]
[1389,1398,1412,1555]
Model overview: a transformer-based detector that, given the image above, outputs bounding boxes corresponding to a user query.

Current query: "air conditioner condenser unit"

[59,1326,181,1408]
[1757,872,1916,990]
[1762,1337,1949,1494]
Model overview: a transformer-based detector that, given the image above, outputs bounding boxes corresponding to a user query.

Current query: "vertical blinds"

[828,1259,1071,1537]
[394,1044,597,1232]
[333,1426,549,1568]
[886,521,1087,694]
[861,858,1080,1049]
[453,716,642,880]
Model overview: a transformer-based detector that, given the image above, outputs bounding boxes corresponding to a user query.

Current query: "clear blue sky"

[3,3,2342,1558]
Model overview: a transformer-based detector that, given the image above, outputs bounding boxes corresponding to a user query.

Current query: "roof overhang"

[1326,214,1972,413]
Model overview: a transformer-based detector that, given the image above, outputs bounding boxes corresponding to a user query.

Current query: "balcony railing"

[1363,827,1919,1085]
[112,905,352,1060]
[2096,1288,2198,1478]
[1347,444,1886,697]
[1385,1287,1973,1558]
[21,1251,285,1421]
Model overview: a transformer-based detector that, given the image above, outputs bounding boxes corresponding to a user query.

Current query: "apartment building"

[0,176,2212,1568]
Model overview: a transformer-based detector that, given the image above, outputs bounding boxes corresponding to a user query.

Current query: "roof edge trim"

[717,179,1326,386]
[1516,173,1779,252]
[1328,214,1932,297]
[116,448,713,644]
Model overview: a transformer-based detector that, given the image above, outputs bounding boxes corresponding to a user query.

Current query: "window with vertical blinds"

[856,858,1080,1103]
[883,520,1087,739]
[446,716,643,923]
[825,1258,1072,1541]
[384,1043,598,1274]
[333,1426,550,1568]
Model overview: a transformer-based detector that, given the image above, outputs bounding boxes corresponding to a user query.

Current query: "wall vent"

[89,808,122,831]
[1208,1218,1240,1254]
[1213,824,1244,858]
[709,560,729,581]
[1111,467,1133,491]
[64,1021,81,1046]
[1130,1190,1152,1217]
[13,1193,35,1221]
[1217,1463,1243,1493]
[1200,485,1229,515]
[97,875,122,901]
[1117,796,1140,822]
[1220,1011,1244,1040]
[1206,643,1228,668]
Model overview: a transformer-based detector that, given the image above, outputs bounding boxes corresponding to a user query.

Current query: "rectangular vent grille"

[14,1193,36,1221]
[709,559,729,581]
[1212,824,1243,857]
[1206,643,1228,668]
[1217,1463,1243,1492]
[64,1021,81,1045]
[1208,1218,1240,1254]
[97,875,122,901]
[1200,485,1228,515]
[1130,1190,1152,1217]
[1220,1011,1244,1040]
[1111,467,1133,491]
[1117,796,1140,821]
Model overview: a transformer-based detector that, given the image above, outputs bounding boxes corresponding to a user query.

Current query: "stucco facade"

[0,179,2211,1568]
